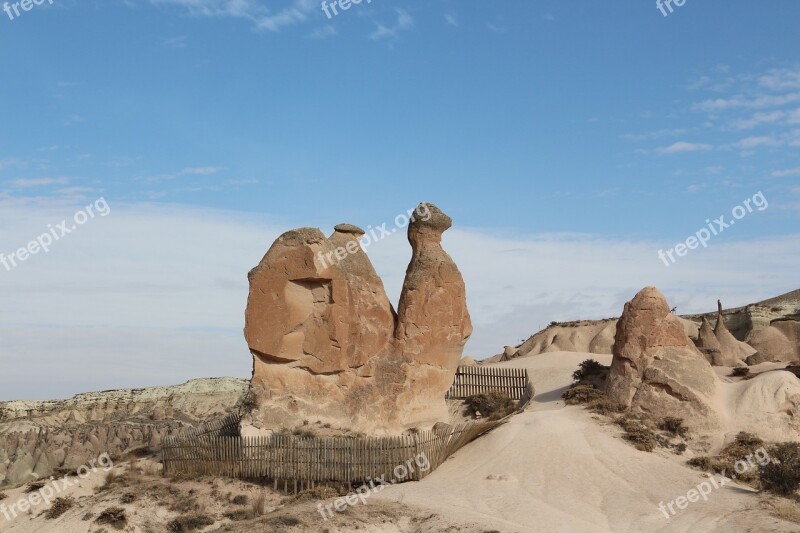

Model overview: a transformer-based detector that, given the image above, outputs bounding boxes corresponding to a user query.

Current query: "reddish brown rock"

[605,287,720,430]
[243,203,471,434]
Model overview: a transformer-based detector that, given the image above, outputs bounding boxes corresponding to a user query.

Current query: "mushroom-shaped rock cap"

[334,223,366,235]
[410,203,451,231]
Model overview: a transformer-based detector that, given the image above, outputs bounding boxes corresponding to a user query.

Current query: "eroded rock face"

[697,317,723,364]
[713,300,756,366]
[605,287,720,430]
[243,203,472,434]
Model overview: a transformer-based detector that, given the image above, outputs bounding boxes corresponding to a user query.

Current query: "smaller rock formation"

[713,300,756,366]
[696,317,723,365]
[605,287,720,430]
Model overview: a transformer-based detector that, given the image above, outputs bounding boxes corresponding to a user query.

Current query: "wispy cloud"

[307,25,336,39]
[444,13,458,27]
[8,177,70,188]
[369,9,413,40]
[772,167,800,178]
[148,0,318,32]
[657,141,713,155]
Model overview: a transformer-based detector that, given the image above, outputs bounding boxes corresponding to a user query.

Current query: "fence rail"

[446,366,530,402]
[163,365,534,489]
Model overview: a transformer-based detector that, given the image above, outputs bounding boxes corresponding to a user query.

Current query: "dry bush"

[24,481,46,493]
[464,391,516,420]
[265,515,302,527]
[251,490,268,517]
[616,415,656,452]
[659,417,688,438]
[572,359,609,383]
[687,432,765,483]
[292,428,316,439]
[562,385,604,406]
[95,507,128,530]
[120,492,136,504]
[292,485,342,503]
[45,497,75,520]
[759,443,800,496]
[223,508,254,521]
[167,513,215,532]
[763,498,800,524]
[0,492,6,501]
[231,494,248,505]
[731,367,751,377]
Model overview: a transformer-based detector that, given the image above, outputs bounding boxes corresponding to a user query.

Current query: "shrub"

[464,391,516,420]
[24,481,46,493]
[562,385,604,405]
[251,490,267,518]
[660,417,688,438]
[231,494,248,506]
[731,367,751,377]
[572,359,607,383]
[45,497,74,520]
[95,507,127,530]
[266,515,302,527]
[617,415,656,452]
[686,432,765,483]
[0,492,6,501]
[167,513,215,532]
[120,492,136,504]
[759,442,800,496]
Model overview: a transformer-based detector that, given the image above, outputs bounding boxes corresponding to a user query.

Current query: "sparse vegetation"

[0,492,6,501]
[562,385,604,405]
[167,513,215,532]
[687,432,765,483]
[759,442,800,496]
[464,391,516,420]
[239,389,259,412]
[251,490,268,517]
[120,492,136,504]
[292,485,342,502]
[231,494,248,505]
[95,507,128,530]
[265,515,302,527]
[616,415,656,452]
[45,497,75,519]
[572,359,607,383]
[731,367,751,377]
[24,480,46,493]
[659,417,688,438]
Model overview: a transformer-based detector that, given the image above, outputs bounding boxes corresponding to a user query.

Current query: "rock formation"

[605,287,720,430]
[696,316,723,365]
[242,203,472,435]
[713,300,756,366]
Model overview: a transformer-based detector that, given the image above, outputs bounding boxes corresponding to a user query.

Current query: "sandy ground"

[374,352,799,532]
[2,351,798,532]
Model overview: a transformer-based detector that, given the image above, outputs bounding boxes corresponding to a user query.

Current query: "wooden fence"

[162,366,534,489]
[446,366,531,402]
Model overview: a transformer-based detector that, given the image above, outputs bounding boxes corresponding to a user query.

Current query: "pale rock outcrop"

[605,287,721,430]
[714,300,756,366]
[696,317,723,365]
[746,320,800,363]
[243,203,472,434]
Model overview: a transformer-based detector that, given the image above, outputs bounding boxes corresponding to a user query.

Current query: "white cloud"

[731,136,781,150]
[307,25,336,39]
[181,166,222,175]
[369,9,413,40]
[444,13,458,27]
[148,0,318,32]
[8,177,70,188]
[657,141,713,154]
[1,199,797,400]
[693,92,800,113]
[732,110,785,130]
[772,167,800,177]
[759,68,800,91]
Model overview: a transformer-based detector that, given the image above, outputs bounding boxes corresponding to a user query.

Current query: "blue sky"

[1,1,799,400]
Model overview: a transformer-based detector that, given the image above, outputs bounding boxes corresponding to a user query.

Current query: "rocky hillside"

[0,378,247,488]
[491,289,800,365]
